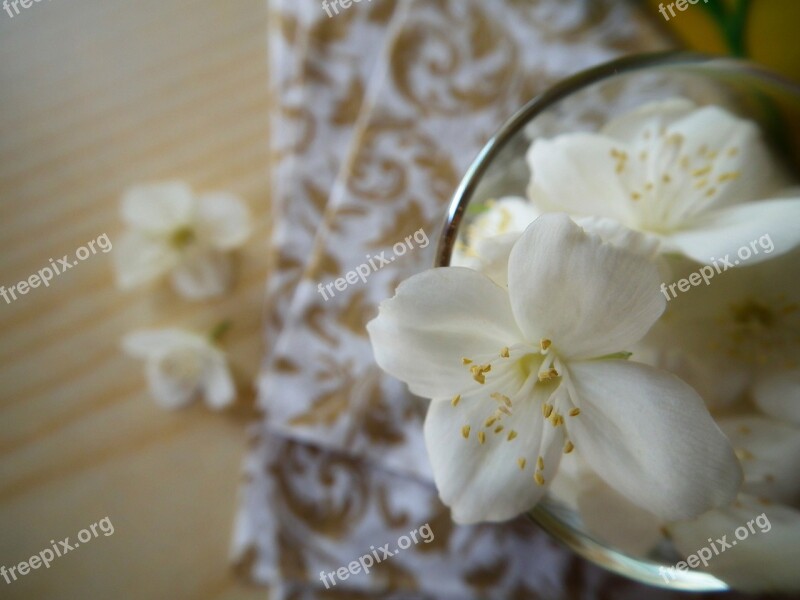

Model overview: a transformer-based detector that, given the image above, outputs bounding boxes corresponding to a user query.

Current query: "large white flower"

[527,98,800,264]
[666,416,800,592]
[114,181,251,299]
[367,214,741,524]
[123,328,235,410]
[642,249,800,419]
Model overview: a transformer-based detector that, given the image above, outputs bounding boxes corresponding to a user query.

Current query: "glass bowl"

[434,52,800,591]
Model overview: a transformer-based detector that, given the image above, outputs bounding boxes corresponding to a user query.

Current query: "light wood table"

[0,1,273,597]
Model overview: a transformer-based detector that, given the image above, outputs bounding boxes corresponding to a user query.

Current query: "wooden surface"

[0,1,272,598]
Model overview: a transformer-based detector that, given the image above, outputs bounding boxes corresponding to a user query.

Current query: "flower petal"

[753,367,800,426]
[565,359,742,520]
[526,133,636,222]
[668,495,800,592]
[367,267,523,399]
[170,247,233,300]
[113,232,176,289]
[719,415,800,504]
[667,198,800,265]
[423,383,559,523]
[201,352,236,409]
[121,181,195,232]
[507,214,665,358]
[196,192,252,249]
[600,98,697,142]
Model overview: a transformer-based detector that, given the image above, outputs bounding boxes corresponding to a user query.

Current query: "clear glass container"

[435,52,800,591]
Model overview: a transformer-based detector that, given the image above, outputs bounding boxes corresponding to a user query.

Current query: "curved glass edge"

[433,50,800,592]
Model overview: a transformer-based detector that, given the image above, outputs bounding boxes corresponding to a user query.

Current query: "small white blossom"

[527,98,800,265]
[368,214,741,524]
[123,328,235,410]
[114,181,251,300]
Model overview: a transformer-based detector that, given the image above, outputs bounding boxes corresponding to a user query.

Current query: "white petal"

[577,475,663,556]
[195,192,252,249]
[170,247,233,300]
[145,358,199,410]
[121,328,203,359]
[668,495,800,592]
[366,267,523,399]
[507,214,665,358]
[719,415,800,504]
[526,133,635,221]
[112,232,176,289]
[601,98,697,142]
[753,368,800,426]
[200,353,236,409]
[573,216,660,260]
[423,383,560,523]
[565,360,742,520]
[121,181,195,232]
[667,198,800,265]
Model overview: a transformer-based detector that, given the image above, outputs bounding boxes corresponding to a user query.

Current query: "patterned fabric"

[231,1,754,597]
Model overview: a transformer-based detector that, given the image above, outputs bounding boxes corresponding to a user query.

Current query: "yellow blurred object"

[645,0,800,82]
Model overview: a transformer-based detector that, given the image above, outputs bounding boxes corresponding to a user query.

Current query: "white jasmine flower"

[114,181,251,299]
[643,250,800,418]
[527,98,800,264]
[367,214,741,524]
[123,328,235,410]
[667,416,800,592]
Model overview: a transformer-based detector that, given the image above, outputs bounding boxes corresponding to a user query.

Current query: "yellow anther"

[704,187,717,198]
[494,425,504,434]
[717,171,740,183]
[517,457,526,470]
[662,173,671,183]
[692,166,711,177]
[462,357,473,365]
[549,413,564,427]
[693,178,708,189]
[540,339,552,352]
[735,448,754,461]
[564,441,574,454]
[478,431,486,445]
[534,472,545,486]
[727,147,739,157]
[498,405,511,416]
[451,394,461,407]
[538,367,559,382]
[484,416,497,428]
[644,182,654,191]
[631,192,641,201]
[507,430,518,441]
[542,404,553,419]
[569,407,581,417]
[537,456,544,471]
[500,347,510,358]
[461,425,470,439]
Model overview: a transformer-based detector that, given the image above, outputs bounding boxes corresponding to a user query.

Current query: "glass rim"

[433,50,800,591]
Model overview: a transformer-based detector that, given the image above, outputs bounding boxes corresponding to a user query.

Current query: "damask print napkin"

[231,1,701,596]
[264,0,410,356]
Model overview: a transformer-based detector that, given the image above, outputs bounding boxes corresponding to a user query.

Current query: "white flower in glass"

[642,249,800,419]
[123,328,235,410]
[367,213,741,523]
[114,181,251,299]
[667,416,800,592]
[527,98,800,264]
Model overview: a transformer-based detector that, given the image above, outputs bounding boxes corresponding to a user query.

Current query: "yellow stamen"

[498,405,511,416]
[507,430,518,441]
[484,416,497,428]
[477,431,486,445]
[542,404,553,419]
[540,338,552,352]
[564,441,574,454]
[517,457,526,470]
[692,166,711,177]
[537,456,544,471]
[500,347,510,358]
[534,472,545,486]
[462,357,473,365]
[631,192,641,201]
[494,425,504,434]
[569,407,581,417]
[461,425,470,439]
[538,367,559,382]
[451,394,461,407]
[735,448,754,461]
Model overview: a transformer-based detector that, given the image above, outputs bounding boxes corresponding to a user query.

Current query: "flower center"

[719,297,800,368]
[170,226,197,249]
